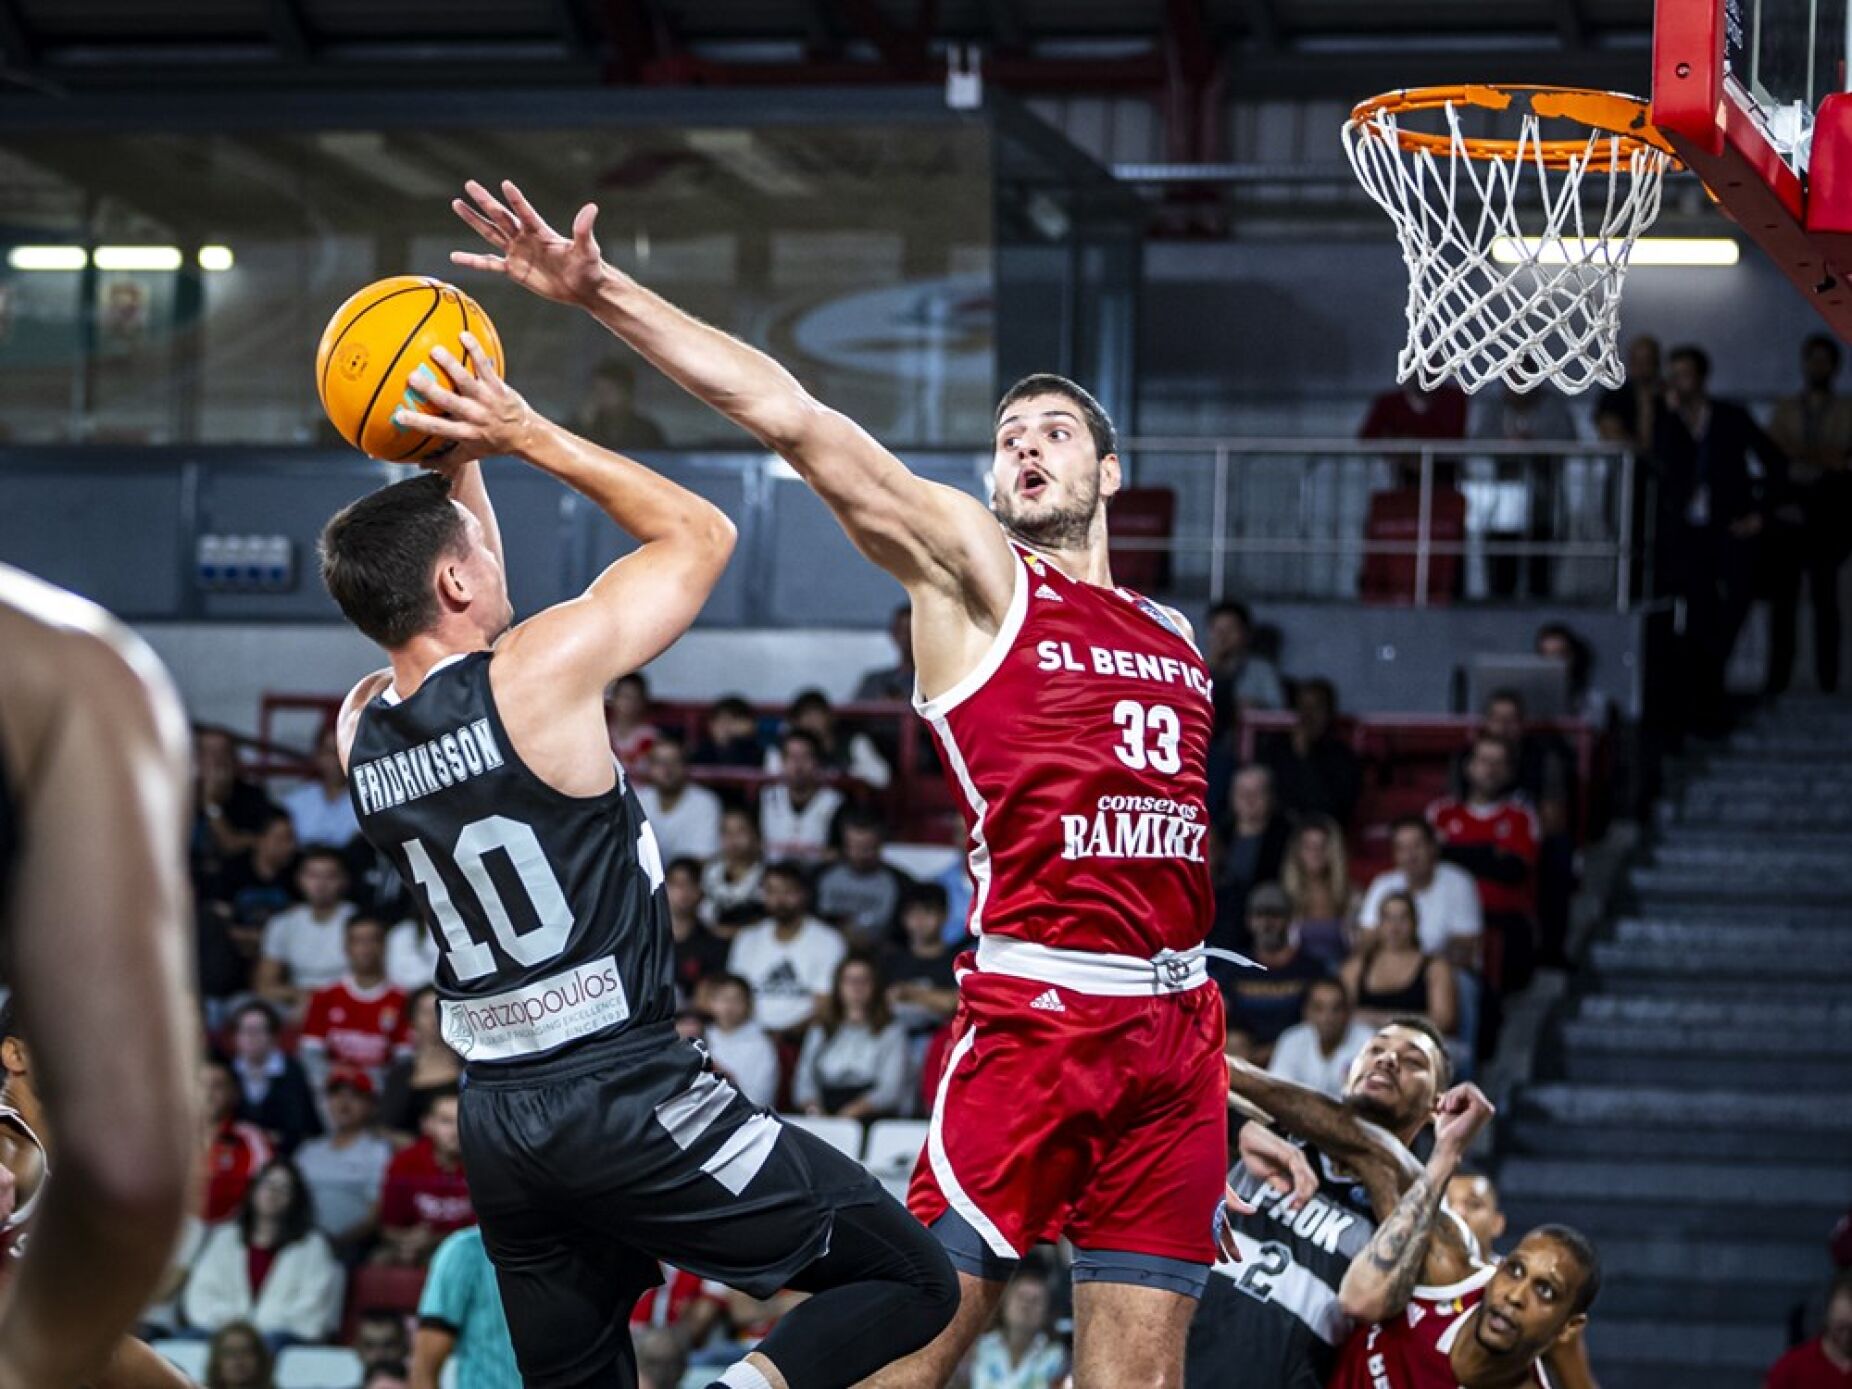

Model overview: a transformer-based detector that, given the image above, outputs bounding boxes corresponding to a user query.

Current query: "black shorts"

[458,1022,885,1386]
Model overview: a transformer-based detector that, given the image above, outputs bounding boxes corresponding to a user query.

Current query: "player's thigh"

[1072,1279,1199,1389]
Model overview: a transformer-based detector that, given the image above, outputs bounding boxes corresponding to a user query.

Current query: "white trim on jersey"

[1213,1227,1353,1346]
[381,651,470,707]
[912,552,1029,723]
[1420,1260,1497,1309]
[926,1025,1018,1259]
[923,710,995,937]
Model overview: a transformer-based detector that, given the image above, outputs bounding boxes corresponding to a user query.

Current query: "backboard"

[1654,0,1852,337]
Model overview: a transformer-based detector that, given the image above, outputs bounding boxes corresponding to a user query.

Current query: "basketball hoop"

[1343,84,1680,395]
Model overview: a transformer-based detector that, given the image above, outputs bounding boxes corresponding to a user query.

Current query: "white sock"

[716,1364,774,1389]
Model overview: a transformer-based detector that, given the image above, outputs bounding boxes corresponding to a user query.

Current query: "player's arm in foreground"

[448,181,1018,682]
[1226,1057,1424,1214]
[1337,1085,1495,1326]
[0,584,196,1389]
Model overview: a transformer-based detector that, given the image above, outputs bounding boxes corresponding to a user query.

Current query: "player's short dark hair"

[1383,1014,1453,1091]
[1669,344,1711,380]
[781,728,825,761]
[1390,814,1437,843]
[995,373,1117,460]
[1805,332,1841,366]
[319,472,468,649]
[902,882,950,916]
[1486,687,1526,717]
[763,859,812,895]
[1526,1224,1601,1316]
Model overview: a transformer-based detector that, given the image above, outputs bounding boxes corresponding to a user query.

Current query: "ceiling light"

[199,245,235,271]
[93,246,184,271]
[7,245,86,271]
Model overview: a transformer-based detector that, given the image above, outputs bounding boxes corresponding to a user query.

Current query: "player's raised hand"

[1218,1121,1318,1262]
[1432,1082,1495,1160]
[452,179,609,309]
[397,334,536,462]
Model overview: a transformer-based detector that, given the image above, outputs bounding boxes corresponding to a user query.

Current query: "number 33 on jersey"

[914,544,1215,960]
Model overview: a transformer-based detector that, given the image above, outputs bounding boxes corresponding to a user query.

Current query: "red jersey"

[915,543,1214,958]
[380,1138,474,1235]
[1428,796,1540,918]
[203,1119,273,1223]
[630,1263,727,1328]
[1330,1266,1549,1389]
[0,1105,45,1272]
[299,975,409,1076]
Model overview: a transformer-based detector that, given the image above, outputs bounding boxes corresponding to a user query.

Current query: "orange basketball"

[314,276,505,462]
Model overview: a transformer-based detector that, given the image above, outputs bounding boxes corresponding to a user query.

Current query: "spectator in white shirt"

[702,806,766,928]
[292,1069,393,1259]
[384,915,440,992]
[256,847,358,1013]
[759,730,845,865]
[182,1159,345,1345]
[699,973,781,1109]
[726,863,847,1040]
[281,725,361,851]
[1357,816,1484,972]
[636,734,722,864]
[1266,978,1375,1099]
[793,956,911,1121]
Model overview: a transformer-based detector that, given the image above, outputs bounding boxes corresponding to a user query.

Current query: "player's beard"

[1344,1088,1406,1130]
[993,467,1102,550]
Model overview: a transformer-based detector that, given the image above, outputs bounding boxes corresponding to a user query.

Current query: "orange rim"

[1349,84,1681,171]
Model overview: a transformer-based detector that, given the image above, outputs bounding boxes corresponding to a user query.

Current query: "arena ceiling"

[0,0,1657,99]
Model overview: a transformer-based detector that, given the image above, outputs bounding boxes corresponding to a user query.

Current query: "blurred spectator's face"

[762,873,805,924]
[1247,905,1290,954]
[793,702,834,740]
[1206,610,1248,666]
[1482,698,1524,747]
[212,1328,264,1389]
[782,739,821,793]
[1379,896,1419,951]
[363,1374,409,1389]
[635,1327,688,1389]
[1447,1173,1508,1256]
[610,680,647,723]
[713,707,756,745]
[1466,741,1515,801]
[1305,982,1351,1050]
[842,824,882,871]
[1627,336,1661,382]
[720,811,760,864]
[1825,1289,1852,1365]
[1392,824,1438,884]
[424,1097,461,1162]
[1002,1276,1050,1339]
[903,903,947,949]
[838,962,877,1015]
[202,1063,237,1122]
[1295,685,1334,738]
[313,728,345,787]
[665,865,701,919]
[648,741,687,793]
[1295,826,1331,875]
[1668,354,1705,400]
[674,1011,705,1041]
[326,1085,371,1133]
[710,981,751,1030]
[233,1010,277,1065]
[196,730,238,794]
[255,817,297,871]
[298,855,348,910]
[411,991,441,1046]
[1476,1234,1588,1356]
[1230,768,1273,829]
[1805,341,1840,390]
[1344,1025,1444,1131]
[346,920,386,977]
[249,1164,295,1221]
[1536,632,1573,667]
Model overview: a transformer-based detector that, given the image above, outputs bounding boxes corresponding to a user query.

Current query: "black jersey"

[348,651,674,1067]
[1185,1138,1378,1389]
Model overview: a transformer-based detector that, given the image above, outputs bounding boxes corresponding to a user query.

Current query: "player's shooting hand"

[398,334,536,462]
[1432,1082,1495,1160]
[452,179,609,309]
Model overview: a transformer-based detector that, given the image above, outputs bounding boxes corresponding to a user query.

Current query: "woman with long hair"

[793,955,911,1121]
[181,1160,344,1347]
[1340,891,1457,1037]
[1281,814,1355,967]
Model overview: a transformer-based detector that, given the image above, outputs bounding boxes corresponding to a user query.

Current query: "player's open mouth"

[1361,1071,1396,1092]
[1019,468,1048,499]
[1484,1311,1517,1338]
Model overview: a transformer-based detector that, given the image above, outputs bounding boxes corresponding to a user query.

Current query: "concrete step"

[1590,1364,1762,1389]
[1515,1083,1852,1134]
[1504,1117,1852,1162]
[1573,995,1852,1032]
[1559,1020,1852,1059]
[1612,909,1852,935]
[1589,938,1852,980]
[1495,1157,1850,1212]
[1557,1047,1852,1088]
[1651,824,1852,853]
[1584,1316,1788,1377]
[1499,1194,1837,1244]
[1629,865,1852,900]
[1650,844,1852,873]
[1659,799,1852,830]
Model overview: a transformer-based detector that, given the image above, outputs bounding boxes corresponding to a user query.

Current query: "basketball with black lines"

[314,276,505,462]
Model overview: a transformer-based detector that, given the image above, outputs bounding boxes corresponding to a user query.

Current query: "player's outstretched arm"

[0,588,196,1389]
[1337,1085,1494,1325]
[449,179,1015,615]
[1226,1057,1422,1211]
[408,335,735,695]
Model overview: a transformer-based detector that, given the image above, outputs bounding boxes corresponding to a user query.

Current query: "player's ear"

[1554,1312,1588,1346]
[435,555,471,609]
[1099,451,1122,501]
[0,1036,26,1077]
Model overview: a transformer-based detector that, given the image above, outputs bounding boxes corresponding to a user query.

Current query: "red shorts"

[907,944,1228,1267]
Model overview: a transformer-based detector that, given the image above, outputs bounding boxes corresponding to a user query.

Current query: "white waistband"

[973,935,1259,997]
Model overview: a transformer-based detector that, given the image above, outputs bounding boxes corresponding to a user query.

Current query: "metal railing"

[1116,436,1642,612]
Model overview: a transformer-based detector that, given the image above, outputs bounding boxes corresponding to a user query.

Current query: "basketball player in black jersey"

[0,565,197,1389]
[318,340,956,1389]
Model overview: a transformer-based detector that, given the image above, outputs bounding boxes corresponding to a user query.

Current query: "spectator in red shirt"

[1766,1270,1852,1388]
[201,1059,275,1224]
[299,915,410,1093]
[630,1262,728,1344]
[604,671,660,780]
[1430,735,1541,996]
[1359,382,1469,485]
[375,1090,472,1266]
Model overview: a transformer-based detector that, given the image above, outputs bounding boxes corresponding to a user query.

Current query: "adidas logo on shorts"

[1030,988,1066,1012]
[1034,583,1063,602]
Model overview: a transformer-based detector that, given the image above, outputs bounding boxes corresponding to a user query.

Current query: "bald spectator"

[1257,678,1362,826]
[760,730,845,864]
[636,734,723,864]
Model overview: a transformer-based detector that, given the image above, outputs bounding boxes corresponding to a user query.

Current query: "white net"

[1343,95,1673,395]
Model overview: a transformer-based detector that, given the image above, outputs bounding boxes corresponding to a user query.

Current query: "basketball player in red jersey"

[0,565,197,1389]
[452,179,1252,1387]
